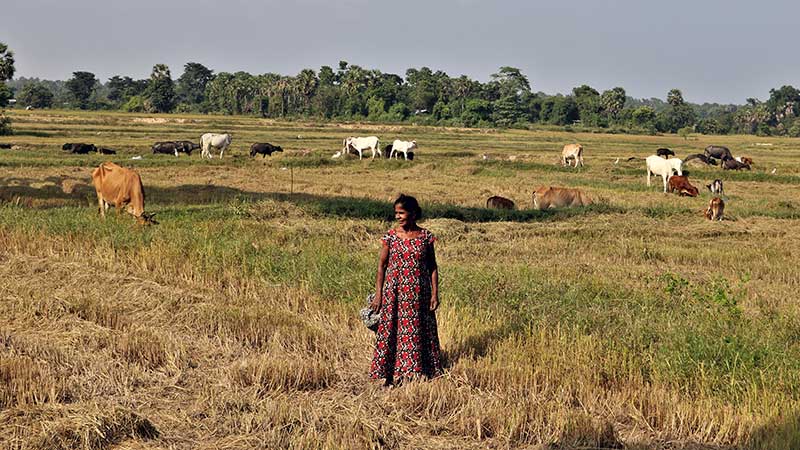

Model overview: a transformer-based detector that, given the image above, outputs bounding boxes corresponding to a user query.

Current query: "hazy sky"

[5,0,799,104]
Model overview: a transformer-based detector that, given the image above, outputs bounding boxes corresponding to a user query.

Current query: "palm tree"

[0,42,14,82]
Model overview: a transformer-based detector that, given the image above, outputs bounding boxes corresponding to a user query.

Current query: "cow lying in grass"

[722,158,750,171]
[532,186,592,210]
[667,175,699,197]
[486,196,515,210]
[646,155,683,193]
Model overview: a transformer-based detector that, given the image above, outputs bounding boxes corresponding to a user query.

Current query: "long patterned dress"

[370,228,443,383]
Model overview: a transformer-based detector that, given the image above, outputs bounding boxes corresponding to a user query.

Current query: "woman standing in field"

[369,194,443,386]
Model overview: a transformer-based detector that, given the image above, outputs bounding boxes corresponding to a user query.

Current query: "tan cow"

[704,197,725,221]
[91,162,156,225]
[532,186,593,210]
[561,144,584,167]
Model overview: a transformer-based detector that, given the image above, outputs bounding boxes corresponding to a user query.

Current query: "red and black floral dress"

[370,228,443,383]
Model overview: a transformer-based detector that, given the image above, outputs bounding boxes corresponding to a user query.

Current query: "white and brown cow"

[561,144,584,167]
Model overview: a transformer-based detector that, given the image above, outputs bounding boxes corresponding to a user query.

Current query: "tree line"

[2,45,799,137]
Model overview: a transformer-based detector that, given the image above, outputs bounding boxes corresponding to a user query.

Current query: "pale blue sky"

[4,0,798,104]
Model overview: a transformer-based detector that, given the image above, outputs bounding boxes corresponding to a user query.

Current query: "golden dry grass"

[1,109,799,449]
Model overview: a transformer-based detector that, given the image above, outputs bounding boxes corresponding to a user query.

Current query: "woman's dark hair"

[394,193,423,220]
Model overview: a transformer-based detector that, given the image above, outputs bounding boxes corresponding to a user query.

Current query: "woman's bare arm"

[429,243,439,311]
[371,243,389,311]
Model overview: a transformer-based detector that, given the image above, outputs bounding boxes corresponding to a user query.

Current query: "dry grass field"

[1,109,799,449]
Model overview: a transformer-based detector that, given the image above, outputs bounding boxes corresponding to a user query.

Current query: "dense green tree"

[107,76,147,103]
[65,71,98,109]
[572,85,603,126]
[601,87,626,119]
[296,69,319,114]
[147,64,176,113]
[18,83,54,108]
[766,85,799,124]
[0,42,14,82]
[0,42,15,135]
[176,62,214,106]
[667,88,685,107]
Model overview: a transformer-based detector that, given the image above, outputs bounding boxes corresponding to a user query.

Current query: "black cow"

[656,148,675,158]
[683,153,719,166]
[249,143,283,157]
[98,147,116,155]
[152,141,180,156]
[175,141,199,155]
[62,143,97,154]
[0,143,11,149]
[704,145,733,161]
[382,144,393,159]
[721,157,751,171]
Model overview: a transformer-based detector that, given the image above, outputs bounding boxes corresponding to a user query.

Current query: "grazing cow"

[250,143,284,157]
[91,162,156,225]
[390,140,417,160]
[721,158,750,171]
[201,133,232,159]
[532,186,593,210]
[0,143,11,149]
[683,153,719,166]
[646,155,683,193]
[735,156,754,166]
[706,179,724,196]
[98,147,116,155]
[406,151,415,161]
[704,145,733,161]
[704,197,725,221]
[667,175,699,197]
[62,143,97,154]
[343,136,380,159]
[561,144,584,167]
[656,148,675,158]
[486,196,515,210]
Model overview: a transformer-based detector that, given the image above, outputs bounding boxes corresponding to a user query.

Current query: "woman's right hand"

[370,294,382,312]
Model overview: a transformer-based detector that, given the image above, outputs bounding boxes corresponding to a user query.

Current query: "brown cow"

[486,196,515,210]
[667,175,699,197]
[91,162,156,225]
[704,197,725,221]
[722,158,750,171]
[532,186,592,210]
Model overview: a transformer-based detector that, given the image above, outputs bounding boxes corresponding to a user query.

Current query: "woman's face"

[395,204,414,226]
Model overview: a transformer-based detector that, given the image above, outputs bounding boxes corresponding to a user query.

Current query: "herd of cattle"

[483,143,745,221]
[77,136,750,225]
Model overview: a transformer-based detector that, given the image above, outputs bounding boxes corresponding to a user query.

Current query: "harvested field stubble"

[1,109,799,449]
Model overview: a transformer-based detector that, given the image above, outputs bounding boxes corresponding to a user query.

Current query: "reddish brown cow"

[91,162,156,225]
[667,175,699,197]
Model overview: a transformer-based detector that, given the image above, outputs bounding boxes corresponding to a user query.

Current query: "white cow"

[343,136,380,160]
[390,140,417,160]
[201,133,232,159]
[646,155,683,193]
[561,144,584,167]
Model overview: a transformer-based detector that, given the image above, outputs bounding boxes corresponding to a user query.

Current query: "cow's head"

[249,147,257,157]
[276,146,283,153]
[136,212,158,226]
